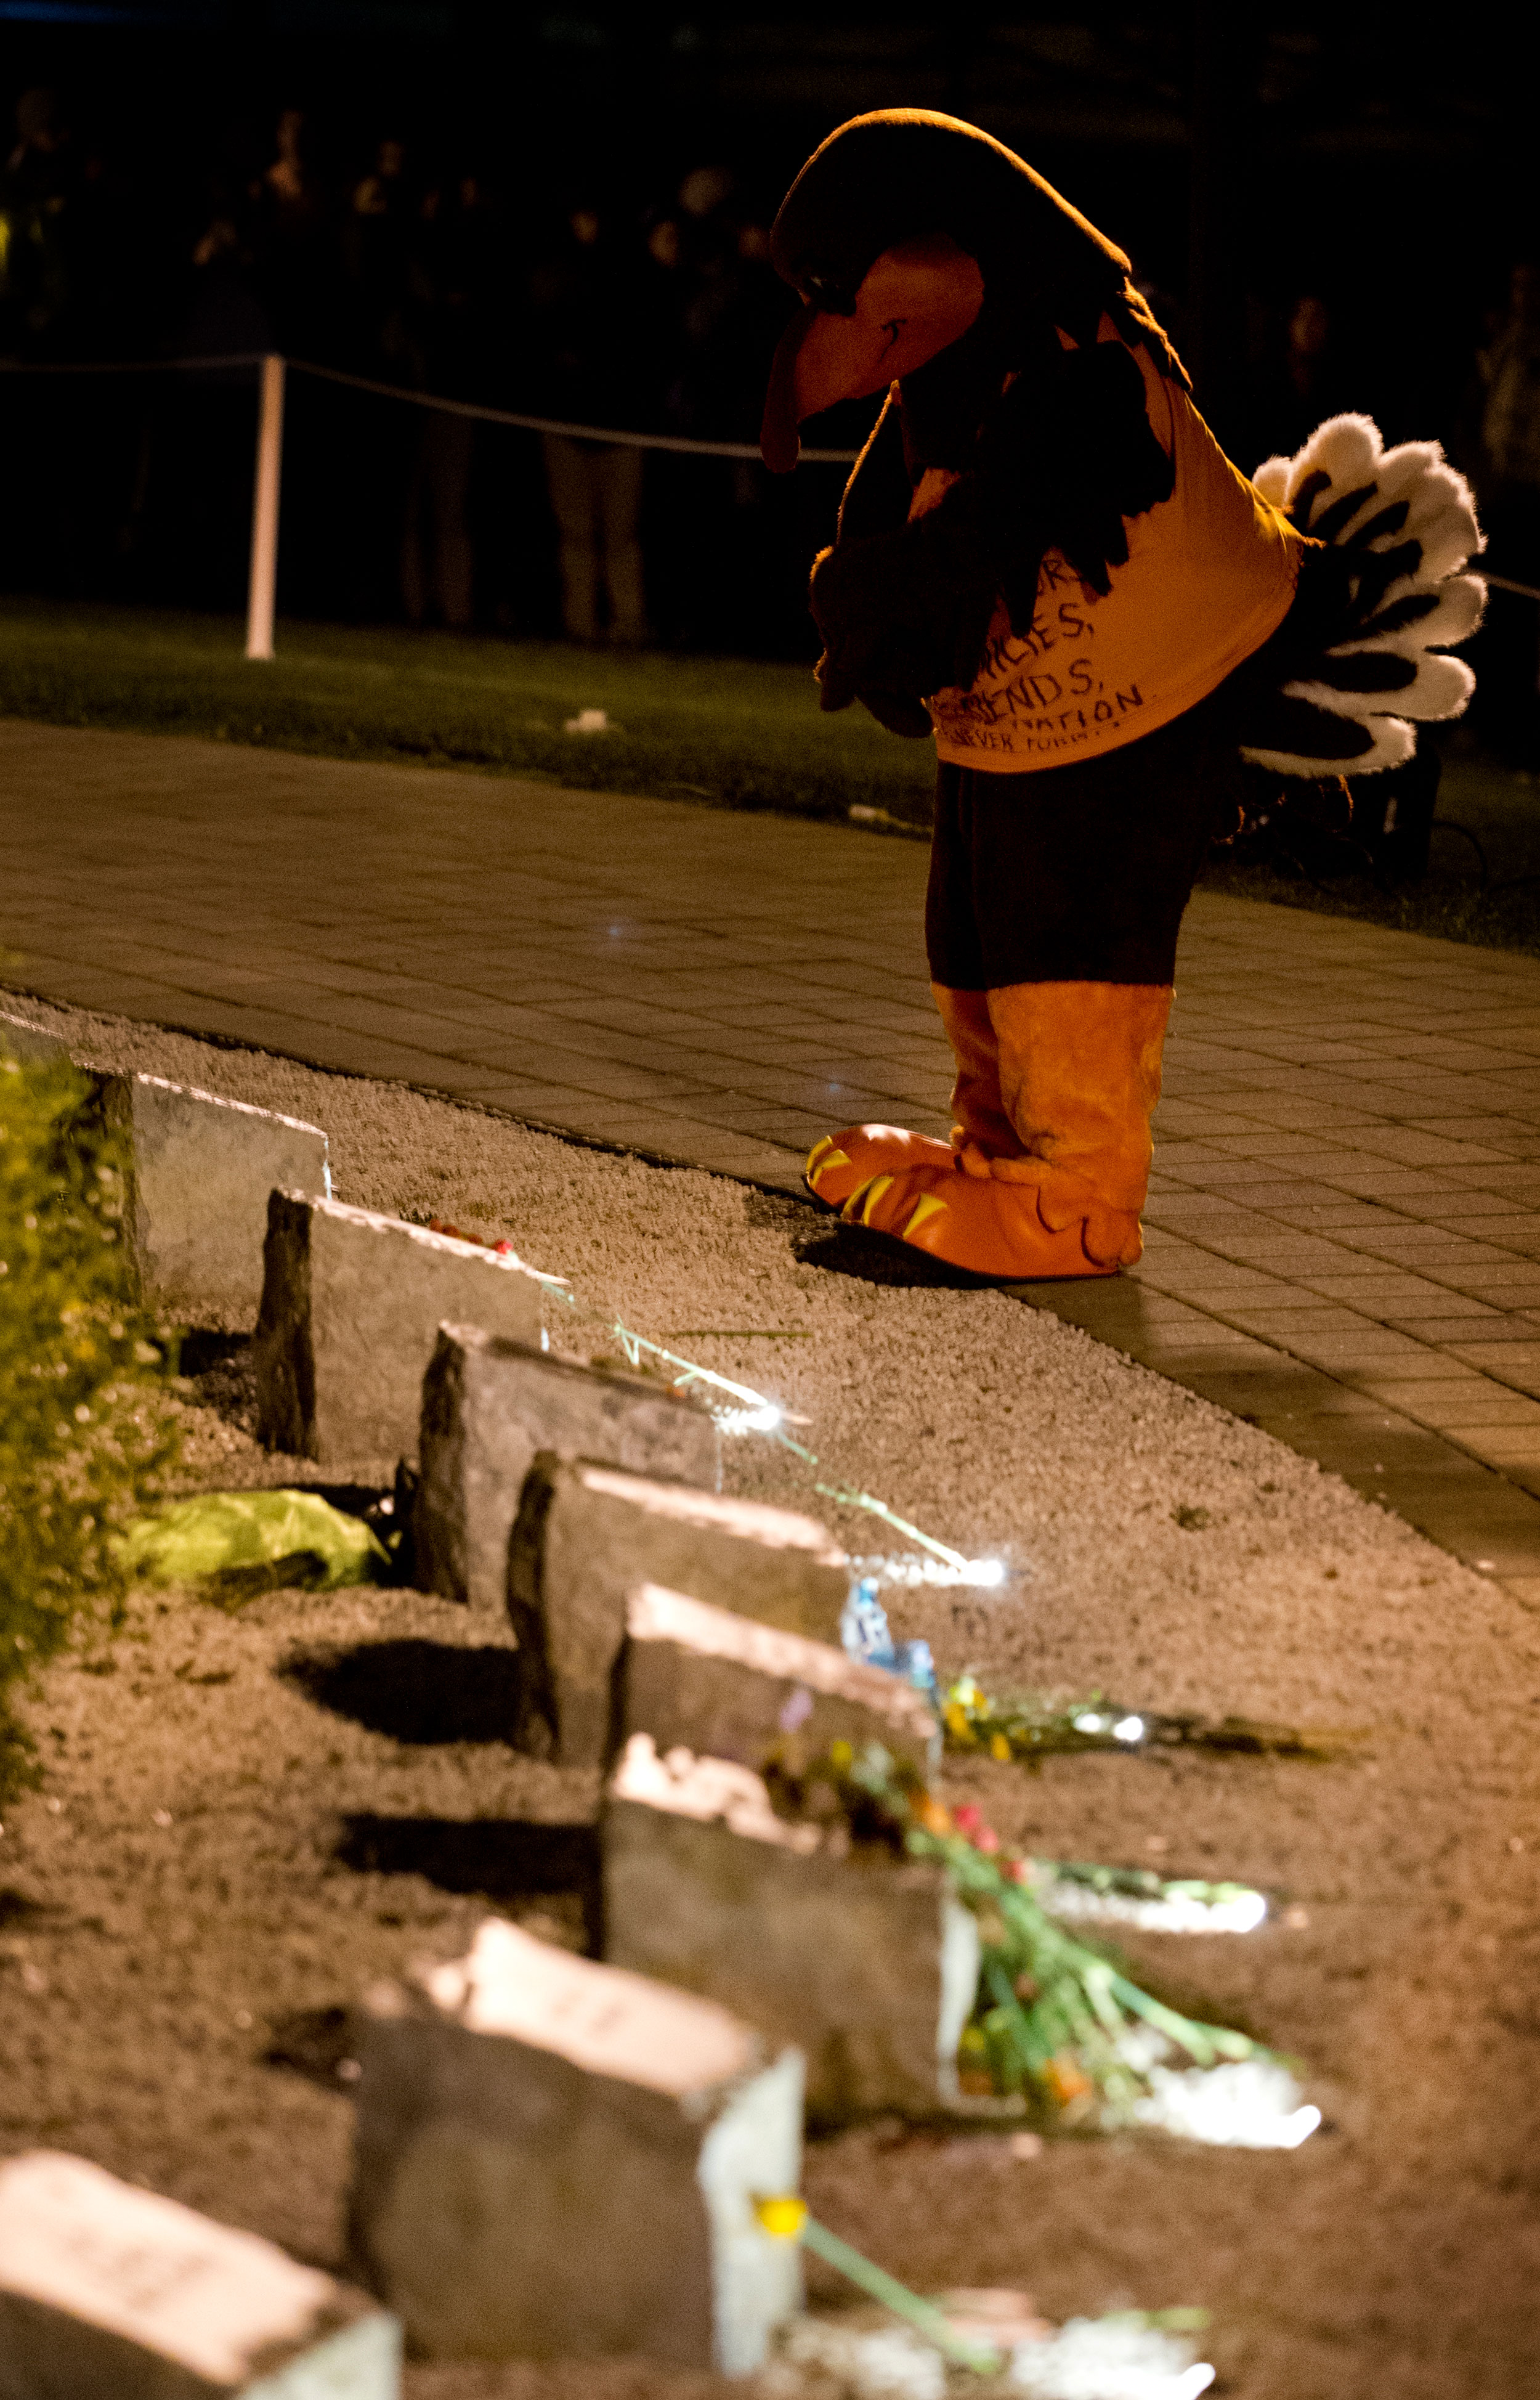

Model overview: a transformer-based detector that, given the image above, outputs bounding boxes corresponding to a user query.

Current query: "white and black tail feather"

[1241,413,1485,778]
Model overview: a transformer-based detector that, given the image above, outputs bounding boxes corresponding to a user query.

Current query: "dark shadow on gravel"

[743,1189,824,1234]
[306,1481,396,1516]
[273,1813,606,2078]
[279,1640,521,1744]
[793,1222,1003,1290]
[265,2004,355,2089]
[176,1329,249,1377]
[0,1889,52,1928]
[176,1329,258,1432]
[334,1815,599,1930]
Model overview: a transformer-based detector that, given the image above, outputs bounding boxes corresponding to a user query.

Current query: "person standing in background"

[0,86,94,594]
[344,132,415,375]
[1244,291,1348,466]
[248,105,334,360]
[531,197,650,645]
[339,128,420,620]
[1469,262,1540,767]
[0,86,83,357]
[399,171,498,630]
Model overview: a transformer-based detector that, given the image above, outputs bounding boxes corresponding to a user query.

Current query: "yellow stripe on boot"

[803,1122,956,1208]
[804,1137,853,1196]
[839,1174,896,1225]
[902,1192,949,1239]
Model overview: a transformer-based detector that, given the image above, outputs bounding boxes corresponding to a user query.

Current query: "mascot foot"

[833,1157,1138,1280]
[805,1123,956,1208]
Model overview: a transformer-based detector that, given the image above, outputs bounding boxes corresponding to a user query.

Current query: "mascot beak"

[760,233,984,472]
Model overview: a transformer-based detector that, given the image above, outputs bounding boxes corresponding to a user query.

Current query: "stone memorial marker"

[2,1052,326,1325]
[0,1009,67,1064]
[620,1582,938,1775]
[416,1325,719,1611]
[93,1073,330,1328]
[348,1916,802,2371]
[254,1194,544,1469]
[604,1735,980,2128]
[507,1457,849,1766]
[0,2149,399,2399]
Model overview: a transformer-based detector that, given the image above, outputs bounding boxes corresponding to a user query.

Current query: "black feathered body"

[810,338,1181,735]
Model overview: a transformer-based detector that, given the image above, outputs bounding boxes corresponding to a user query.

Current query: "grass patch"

[3,598,1538,957]
[0,597,936,831]
[1198,746,1540,959]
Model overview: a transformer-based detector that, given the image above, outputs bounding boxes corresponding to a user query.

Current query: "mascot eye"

[802,272,857,314]
[880,316,907,351]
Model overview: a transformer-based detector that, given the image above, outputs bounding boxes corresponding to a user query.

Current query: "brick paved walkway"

[9,717,1540,1593]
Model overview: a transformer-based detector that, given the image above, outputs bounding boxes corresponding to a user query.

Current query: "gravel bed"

[2,987,1537,2399]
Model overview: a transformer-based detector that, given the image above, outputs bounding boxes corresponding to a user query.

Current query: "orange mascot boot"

[803,973,1012,1208]
[805,1123,955,1205]
[809,981,1172,1280]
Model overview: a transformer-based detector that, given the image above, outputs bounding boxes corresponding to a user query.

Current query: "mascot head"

[761,109,1180,473]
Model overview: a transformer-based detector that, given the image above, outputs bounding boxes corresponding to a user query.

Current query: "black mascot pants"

[925,688,1231,991]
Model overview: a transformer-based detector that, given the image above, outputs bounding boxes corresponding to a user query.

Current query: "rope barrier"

[0,346,859,462]
[286,354,859,461]
[0,352,269,376]
[1480,571,1540,604]
[0,346,858,656]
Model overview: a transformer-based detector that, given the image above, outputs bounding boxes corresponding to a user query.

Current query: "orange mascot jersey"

[926,333,1308,772]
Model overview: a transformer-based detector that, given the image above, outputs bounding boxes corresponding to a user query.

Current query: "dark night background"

[0,4,1536,659]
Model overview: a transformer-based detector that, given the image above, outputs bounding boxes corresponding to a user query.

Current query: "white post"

[245,354,286,662]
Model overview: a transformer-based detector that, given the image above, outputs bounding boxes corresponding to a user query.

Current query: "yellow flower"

[1042,2053,1094,2107]
[755,2195,808,2239]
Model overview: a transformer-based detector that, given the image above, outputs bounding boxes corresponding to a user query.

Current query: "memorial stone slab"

[254,1194,544,1469]
[604,1735,980,2128]
[620,1582,938,1775]
[348,1917,802,2371]
[91,1073,330,1330]
[0,2150,399,2400]
[416,1325,719,1611]
[507,1457,849,1766]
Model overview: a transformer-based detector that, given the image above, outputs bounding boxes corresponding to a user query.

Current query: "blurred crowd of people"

[0,84,817,647]
[3,79,1540,721]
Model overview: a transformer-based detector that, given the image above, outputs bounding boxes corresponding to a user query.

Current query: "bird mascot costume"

[761,110,1484,1280]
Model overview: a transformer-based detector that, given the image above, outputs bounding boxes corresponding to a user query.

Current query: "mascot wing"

[1239,414,1485,777]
